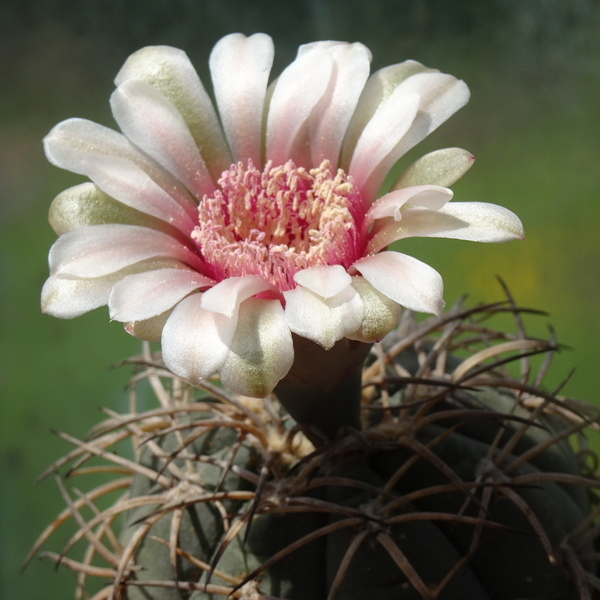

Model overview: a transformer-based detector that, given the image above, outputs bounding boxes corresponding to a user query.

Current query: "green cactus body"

[30,304,600,600]
[121,392,591,599]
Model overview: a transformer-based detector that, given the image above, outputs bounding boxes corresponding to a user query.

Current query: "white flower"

[42,33,524,398]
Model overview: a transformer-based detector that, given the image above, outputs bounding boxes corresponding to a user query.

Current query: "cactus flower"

[42,33,523,398]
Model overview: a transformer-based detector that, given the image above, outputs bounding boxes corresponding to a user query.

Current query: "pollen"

[192,160,365,290]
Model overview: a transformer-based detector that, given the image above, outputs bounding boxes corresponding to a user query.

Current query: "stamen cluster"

[193,160,364,290]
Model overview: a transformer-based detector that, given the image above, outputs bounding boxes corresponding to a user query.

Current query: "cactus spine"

[28,298,600,599]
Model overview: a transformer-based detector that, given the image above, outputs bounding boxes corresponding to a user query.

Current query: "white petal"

[114,45,231,180]
[348,70,470,203]
[81,154,196,234]
[161,293,236,383]
[341,60,434,168]
[266,47,333,166]
[293,265,352,299]
[110,79,214,199]
[109,268,214,322]
[41,274,116,319]
[354,251,444,316]
[283,284,364,350]
[390,72,470,163]
[296,40,351,55]
[42,257,185,319]
[365,208,472,254]
[49,224,204,278]
[45,118,150,173]
[209,33,274,166]
[390,147,475,189]
[200,275,275,318]
[306,42,371,168]
[367,185,454,223]
[348,90,420,202]
[367,202,524,253]
[436,202,525,242]
[220,298,294,397]
[44,118,197,217]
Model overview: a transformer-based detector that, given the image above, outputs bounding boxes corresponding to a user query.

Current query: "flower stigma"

[193,159,365,290]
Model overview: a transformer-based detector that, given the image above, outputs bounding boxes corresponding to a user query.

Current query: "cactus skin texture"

[29,299,600,599]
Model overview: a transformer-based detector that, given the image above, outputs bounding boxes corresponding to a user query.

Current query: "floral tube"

[42,33,524,399]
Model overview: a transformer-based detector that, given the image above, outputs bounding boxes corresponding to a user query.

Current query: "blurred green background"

[1,1,599,598]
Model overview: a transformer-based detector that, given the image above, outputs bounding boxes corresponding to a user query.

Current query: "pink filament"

[192,160,365,291]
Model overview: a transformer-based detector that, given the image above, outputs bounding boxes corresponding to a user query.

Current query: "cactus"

[28,296,600,599]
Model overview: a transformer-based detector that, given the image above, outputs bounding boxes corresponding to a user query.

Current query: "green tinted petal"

[390,147,475,189]
[347,276,402,343]
[220,298,294,398]
[49,182,186,239]
[125,308,172,342]
[115,46,232,180]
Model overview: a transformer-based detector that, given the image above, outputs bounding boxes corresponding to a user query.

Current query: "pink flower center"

[192,160,365,291]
